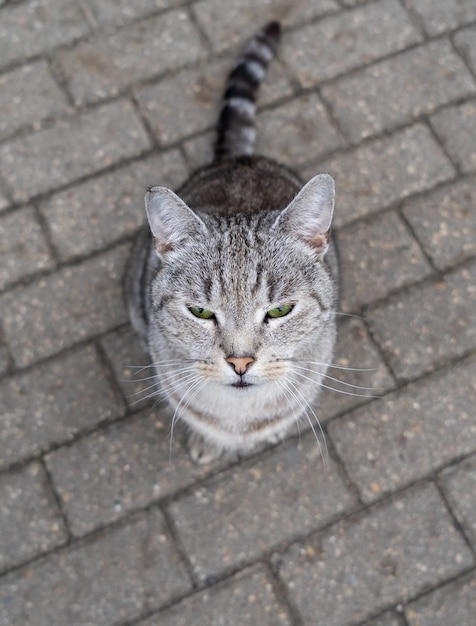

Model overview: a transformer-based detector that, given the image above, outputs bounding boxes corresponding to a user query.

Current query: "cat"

[126,21,339,463]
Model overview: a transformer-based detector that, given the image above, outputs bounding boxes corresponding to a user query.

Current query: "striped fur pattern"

[126,23,339,463]
[215,21,281,159]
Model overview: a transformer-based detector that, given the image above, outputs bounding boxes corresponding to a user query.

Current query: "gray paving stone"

[367,263,476,380]
[87,0,183,28]
[403,0,476,36]
[136,58,232,147]
[0,60,70,141]
[0,508,191,626]
[322,40,476,142]
[0,101,151,203]
[0,244,129,367]
[46,407,226,537]
[58,10,205,105]
[431,101,476,174]
[136,58,293,146]
[0,0,90,69]
[256,93,345,167]
[454,25,476,74]
[329,357,476,502]
[100,325,152,411]
[0,346,124,469]
[312,316,395,422]
[192,0,339,52]
[283,0,421,88]
[0,343,10,378]
[338,210,432,312]
[138,565,293,626]
[0,191,9,213]
[364,611,405,626]
[440,455,476,549]
[273,483,474,626]
[182,130,216,171]
[307,124,455,227]
[168,434,357,581]
[406,572,476,626]
[0,206,54,291]
[0,462,66,573]
[402,177,476,270]
[40,151,187,261]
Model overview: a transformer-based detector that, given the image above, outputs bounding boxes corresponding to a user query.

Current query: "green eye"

[267,304,294,319]
[189,306,215,320]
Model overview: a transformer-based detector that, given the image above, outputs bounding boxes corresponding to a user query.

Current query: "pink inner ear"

[304,231,330,252]
[153,237,174,254]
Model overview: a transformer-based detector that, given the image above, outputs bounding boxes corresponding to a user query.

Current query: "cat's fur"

[126,22,339,463]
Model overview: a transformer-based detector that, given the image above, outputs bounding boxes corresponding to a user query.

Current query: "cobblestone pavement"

[1,0,475,624]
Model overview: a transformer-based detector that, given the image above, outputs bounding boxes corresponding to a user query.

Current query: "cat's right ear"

[145,187,208,255]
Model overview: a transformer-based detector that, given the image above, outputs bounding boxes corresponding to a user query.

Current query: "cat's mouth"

[230,380,253,389]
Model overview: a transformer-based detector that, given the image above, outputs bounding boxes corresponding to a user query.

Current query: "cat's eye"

[189,306,215,320]
[266,304,294,319]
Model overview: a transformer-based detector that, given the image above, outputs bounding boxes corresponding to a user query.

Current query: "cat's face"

[146,174,337,393]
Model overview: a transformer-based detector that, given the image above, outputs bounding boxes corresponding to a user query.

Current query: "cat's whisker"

[331,312,366,320]
[169,377,208,462]
[291,364,382,392]
[127,372,199,406]
[129,366,198,385]
[291,369,381,399]
[291,359,377,373]
[124,359,188,375]
[284,379,328,467]
[275,380,301,439]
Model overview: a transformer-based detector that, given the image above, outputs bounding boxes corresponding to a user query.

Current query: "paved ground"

[0,0,475,624]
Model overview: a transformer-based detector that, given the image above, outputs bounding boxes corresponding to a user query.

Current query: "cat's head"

[144,174,336,392]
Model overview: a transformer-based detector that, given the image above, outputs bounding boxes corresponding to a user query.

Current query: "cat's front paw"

[187,431,223,465]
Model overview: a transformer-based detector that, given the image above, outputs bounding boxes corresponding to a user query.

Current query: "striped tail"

[214,21,281,160]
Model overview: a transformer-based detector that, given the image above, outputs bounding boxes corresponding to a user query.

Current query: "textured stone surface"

[0,60,69,141]
[367,263,476,380]
[309,124,455,227]
[402,177,476,269]
[440,455,476,549]
[0,0,90,68]
[0,346,124,469]
[0,245,130,367]
[313,317,395,422]
[0,206,54,290]
[256,93,345,166]
[46,407,223,537]
[274,484,473,625]
[406,573,476,626]
[402,0,476,35]
[329,358,476,502]
[168,434,357,581]
[193,0,339,51]
[0,101,151,202]
[87,0,183,28]
[283,0,421,87]
[431,101,476,174]
[364,612,405,626]
[338,210,431,311]
[0,462,66,573]
[137,565,293,625]
[40,151,187,261]
[0,509,191,626]
[322,40,476,142]
[454,25,476,74]
[58,11,205,104]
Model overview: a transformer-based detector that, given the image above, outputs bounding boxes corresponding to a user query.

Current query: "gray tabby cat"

[126,21,339,463]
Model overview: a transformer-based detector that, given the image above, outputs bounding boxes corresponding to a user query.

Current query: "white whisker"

[291,364,382,392]
[291,369,380,399]
[283,379,328,467]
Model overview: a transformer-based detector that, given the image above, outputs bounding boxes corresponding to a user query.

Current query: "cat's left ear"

[272,173,335,257]
[145,186,208,255]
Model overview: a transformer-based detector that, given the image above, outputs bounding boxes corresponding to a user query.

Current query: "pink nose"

[226,356,255,375]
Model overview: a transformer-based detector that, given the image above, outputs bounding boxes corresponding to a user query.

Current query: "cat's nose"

[226,356,255,375]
